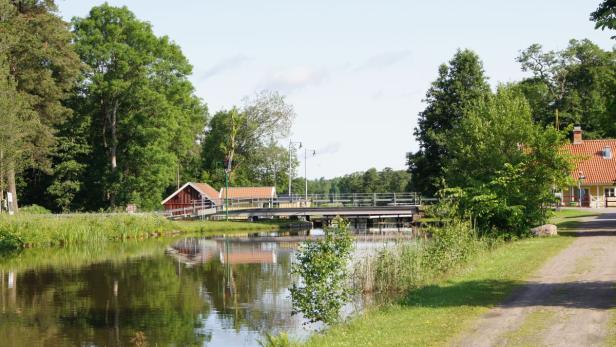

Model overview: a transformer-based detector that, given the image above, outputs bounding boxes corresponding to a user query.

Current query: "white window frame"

[606,187,616,198]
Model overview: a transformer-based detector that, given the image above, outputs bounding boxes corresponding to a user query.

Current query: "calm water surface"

[0,228,412,347]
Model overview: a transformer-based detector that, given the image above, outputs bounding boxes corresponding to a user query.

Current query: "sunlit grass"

[0,213,281,250]
[299,209,595,346]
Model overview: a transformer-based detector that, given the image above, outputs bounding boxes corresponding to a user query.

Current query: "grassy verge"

[550,208,600,231]
[0,213,287,250]
[300,210,590,347]
[303,236,573,347]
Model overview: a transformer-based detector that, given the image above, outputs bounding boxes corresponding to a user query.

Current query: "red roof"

[563,139,616,185]
[219,187,276,199]
[160,182,220,204]
[192,183,220,201]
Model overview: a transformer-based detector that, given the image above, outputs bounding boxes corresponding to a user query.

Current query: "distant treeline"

[304,168,411,195]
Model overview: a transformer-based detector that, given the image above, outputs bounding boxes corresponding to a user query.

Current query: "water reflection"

[0,229,413,347]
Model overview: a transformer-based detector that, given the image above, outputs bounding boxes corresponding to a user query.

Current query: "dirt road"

[452,212,616,347]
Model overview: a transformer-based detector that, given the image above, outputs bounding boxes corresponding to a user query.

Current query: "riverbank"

[0,213,297,251]
[301,209,593,347]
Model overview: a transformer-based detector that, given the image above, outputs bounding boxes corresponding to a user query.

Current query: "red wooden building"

[161,182,220,213]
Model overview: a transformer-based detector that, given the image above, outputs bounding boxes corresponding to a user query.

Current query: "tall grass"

[355,219,496,295]
[0,213,280,251]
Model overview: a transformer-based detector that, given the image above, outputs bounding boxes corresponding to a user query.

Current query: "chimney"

[573,126,583,144]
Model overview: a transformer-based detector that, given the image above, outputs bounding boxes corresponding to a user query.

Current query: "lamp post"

[288,140,302,199]
[578,171,586,207]
[304,147,316,203]
[224,157,232,221]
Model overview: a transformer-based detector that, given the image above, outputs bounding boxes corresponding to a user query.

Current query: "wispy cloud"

[260,66,329,93]
[315,142,341,155]
[201,54,251,80]
[355,50,412,71]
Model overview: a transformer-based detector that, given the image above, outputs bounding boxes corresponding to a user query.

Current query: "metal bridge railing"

[163,192,435,218]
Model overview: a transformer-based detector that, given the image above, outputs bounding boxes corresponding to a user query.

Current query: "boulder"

[531,224,558,237]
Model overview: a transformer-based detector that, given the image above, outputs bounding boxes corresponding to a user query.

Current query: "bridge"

[163,192,430,222]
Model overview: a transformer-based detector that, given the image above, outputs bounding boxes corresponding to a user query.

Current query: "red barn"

[161,182,220,213]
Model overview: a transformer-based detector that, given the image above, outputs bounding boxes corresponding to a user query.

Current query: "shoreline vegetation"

[290,209,593,347]
[0,212,303,251]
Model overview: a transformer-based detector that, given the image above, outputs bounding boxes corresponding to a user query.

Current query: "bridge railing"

[163,193,435,218]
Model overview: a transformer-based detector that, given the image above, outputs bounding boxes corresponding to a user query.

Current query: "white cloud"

[260,66,329,93]
[355,50,412,71]
[200,54,251,80]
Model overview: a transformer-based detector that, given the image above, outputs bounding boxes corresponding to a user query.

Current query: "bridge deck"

[215,206,419,218]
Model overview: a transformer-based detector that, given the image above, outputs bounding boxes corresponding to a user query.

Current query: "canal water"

[0,228,413,347]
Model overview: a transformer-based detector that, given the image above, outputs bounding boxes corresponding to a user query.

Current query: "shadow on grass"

[557,213,616,237]
[402,279,616,310]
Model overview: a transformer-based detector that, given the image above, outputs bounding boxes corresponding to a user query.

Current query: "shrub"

[19,204,52,214]
[290,217,354,325]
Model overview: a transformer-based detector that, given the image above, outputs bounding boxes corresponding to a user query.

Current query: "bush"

[19,204,52,214]
[290,217,354,325]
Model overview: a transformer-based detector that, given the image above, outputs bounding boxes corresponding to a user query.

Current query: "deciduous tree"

[407,49,490,196]
[71,4,207,209]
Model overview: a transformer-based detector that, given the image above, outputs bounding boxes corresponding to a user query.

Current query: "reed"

[355,219,494,295]
[0,213,280,251]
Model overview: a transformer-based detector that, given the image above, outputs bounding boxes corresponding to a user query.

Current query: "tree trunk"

[7,165,18,213]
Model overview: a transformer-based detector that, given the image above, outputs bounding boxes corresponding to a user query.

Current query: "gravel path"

[452,212,616,347]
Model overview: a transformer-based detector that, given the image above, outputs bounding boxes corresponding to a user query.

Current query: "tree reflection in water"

[0,236,304,347]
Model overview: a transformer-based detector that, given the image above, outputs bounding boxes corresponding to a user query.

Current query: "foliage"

[442,86,572,235]
[290,218,354,325]
[201,91,296,189]
[0,0,81,210]
[306,168,411,195]
[19,204,51,214]
[0,55,37,195]
[68,4,207,210]
[407,49,491,195]
[591,0,616,39]
[516,40,616,138]
[258,333,293,347]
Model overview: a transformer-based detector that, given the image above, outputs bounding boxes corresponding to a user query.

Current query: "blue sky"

[57,0,615,178]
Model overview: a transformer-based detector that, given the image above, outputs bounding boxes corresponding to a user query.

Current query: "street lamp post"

[578,171,586,207]
[288,140,302,199]
[224,157,232,221]
[304,147,316,203]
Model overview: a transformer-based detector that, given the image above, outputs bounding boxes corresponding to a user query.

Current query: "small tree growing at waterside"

[290,217,353,325]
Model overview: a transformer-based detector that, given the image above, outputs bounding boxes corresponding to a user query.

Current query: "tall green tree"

[0,0,81,212]
[516,40,616,138]
[0,55,37,212]
[443,86,572,234]
[200,90,295,188]
[591,0,616,39]
[407,49,490,196]
[71,4,207,209]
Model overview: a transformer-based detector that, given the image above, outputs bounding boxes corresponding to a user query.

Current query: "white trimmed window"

[606,188,616,198]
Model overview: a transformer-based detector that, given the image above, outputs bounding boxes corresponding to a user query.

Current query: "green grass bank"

[0,213,289,250]
[300,209,591,347]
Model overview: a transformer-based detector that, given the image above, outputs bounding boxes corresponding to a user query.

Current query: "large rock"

[531,224,558,237]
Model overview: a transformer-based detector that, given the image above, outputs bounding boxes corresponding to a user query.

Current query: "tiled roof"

[563,139,616,185]
[219,187,276,199]
[160,182,219,204]
[192,182,220,201]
